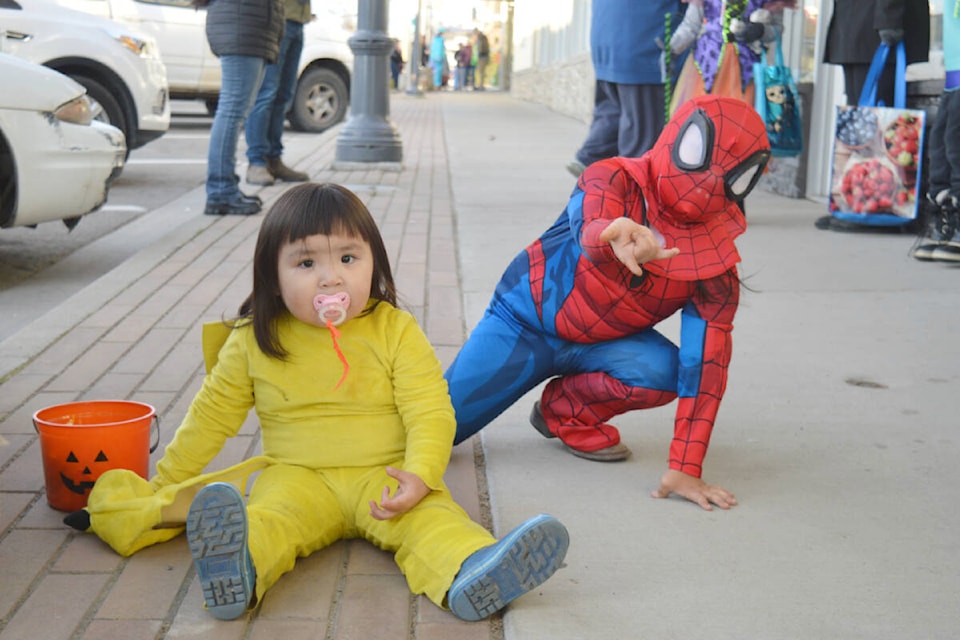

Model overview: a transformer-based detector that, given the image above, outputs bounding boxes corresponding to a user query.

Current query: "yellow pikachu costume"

[70,303,496,609]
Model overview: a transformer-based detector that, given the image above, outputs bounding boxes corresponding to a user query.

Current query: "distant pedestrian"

[390,39,404,89]
[473,28,490,89]
[566,0,683,178]
[429,29,447,89]
[197,0,284,216]
[64,183,570,623]
[244,0,312,188]
[454,40,472,90]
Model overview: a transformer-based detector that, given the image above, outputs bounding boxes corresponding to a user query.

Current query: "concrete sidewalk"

[1,91,959,640]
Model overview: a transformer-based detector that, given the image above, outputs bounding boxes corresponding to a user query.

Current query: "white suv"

[52,0,353,133]
[0,0,169,151]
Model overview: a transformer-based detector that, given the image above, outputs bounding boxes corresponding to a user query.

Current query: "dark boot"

[911,193,951,261]
[932,196,960,262]
[267,157,309,182]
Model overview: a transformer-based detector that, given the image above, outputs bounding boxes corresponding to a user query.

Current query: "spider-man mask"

[635,95,770,281]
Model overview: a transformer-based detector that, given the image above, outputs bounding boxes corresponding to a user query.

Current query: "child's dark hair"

[236,183,397,359]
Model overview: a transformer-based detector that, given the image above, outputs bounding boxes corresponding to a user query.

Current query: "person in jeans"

[199,0,284,216]
[244,0,311,187]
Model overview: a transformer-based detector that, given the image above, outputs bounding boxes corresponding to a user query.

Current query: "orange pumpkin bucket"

[33,400,159,512]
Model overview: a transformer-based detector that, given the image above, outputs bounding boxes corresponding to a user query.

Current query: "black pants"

[842,61,897,107]
[927,89,960,199]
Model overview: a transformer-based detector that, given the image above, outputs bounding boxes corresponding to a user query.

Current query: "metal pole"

[335,0,402,164]
[406,0,423,96]
[500,0,514,91]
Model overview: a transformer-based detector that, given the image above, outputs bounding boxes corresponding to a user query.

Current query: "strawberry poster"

[828,105,925,226]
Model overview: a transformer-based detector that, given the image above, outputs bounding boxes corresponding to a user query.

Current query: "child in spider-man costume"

[444,95,770,511]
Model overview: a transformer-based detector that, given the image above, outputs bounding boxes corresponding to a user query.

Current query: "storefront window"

[797,0,819,84]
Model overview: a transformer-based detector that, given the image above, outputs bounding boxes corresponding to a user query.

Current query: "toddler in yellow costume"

[65,183,569,621]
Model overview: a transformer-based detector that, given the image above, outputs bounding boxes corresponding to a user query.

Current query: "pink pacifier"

[313,292,350,327]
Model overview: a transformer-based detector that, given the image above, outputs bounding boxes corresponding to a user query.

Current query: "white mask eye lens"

[676,124,706,167]
[729,165,760,197]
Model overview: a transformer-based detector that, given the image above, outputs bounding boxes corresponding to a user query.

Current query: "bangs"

[282,185,376,244]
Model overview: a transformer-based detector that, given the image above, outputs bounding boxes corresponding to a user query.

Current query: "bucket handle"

[150,416,160,453]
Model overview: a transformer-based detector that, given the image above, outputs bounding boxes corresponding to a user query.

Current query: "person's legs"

[207,55,265,208]
[270,24,303,154]
[244,54,284,169]
[245,465,346,601]
[354,467,493,607]
[616,83,666,158]
[841,63,871,106]
[444,312,556,444]
[535,330,679,457]
[932,89,960,261]
[265,21,308,181]
[476,57,487,89]
[575,80,621,167]
[913,89,955,260]
[354,467,568,621]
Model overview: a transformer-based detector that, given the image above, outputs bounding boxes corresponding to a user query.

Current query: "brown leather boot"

[267,157,309,182]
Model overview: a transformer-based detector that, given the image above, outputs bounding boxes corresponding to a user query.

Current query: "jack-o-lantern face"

[60,449,109,495]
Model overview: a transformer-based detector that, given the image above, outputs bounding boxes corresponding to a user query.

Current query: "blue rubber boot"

[447,514,569,621]
[186,482,256,620]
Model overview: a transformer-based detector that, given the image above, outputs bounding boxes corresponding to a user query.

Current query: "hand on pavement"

[651,469,738,511]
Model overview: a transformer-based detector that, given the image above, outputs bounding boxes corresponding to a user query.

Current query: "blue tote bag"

[827,42,926,226]
[753,33,803,157]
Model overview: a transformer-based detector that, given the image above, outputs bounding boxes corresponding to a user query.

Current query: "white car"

[51,0,353,133]
[0,53,125,229]
[0,0,169,152]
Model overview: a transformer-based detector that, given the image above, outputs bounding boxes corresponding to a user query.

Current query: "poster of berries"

[828,105,925,226]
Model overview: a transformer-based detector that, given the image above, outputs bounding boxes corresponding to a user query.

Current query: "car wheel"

[289,67,348,133]
[73,74,131,159]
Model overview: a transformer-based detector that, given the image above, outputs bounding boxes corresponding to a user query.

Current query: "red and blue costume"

[445,96,770,479]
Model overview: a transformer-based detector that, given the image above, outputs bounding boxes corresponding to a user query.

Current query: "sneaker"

[911,194,951,261]
[566,159,586,178]
[267,157,309,182]
[245,164,275,186]
[204,197,261,216]
[447,514,569,621]
[932,198,960,262]
[187,483,256,620]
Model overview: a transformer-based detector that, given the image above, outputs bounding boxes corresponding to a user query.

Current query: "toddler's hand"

[369,467,431,520]
[651,469,737,511]
[598,217,680,277]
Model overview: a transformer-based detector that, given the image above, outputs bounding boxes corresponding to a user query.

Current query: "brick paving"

[0,94,497,640]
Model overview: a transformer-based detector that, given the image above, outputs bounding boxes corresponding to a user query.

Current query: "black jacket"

[823,0,930,65]
[206,0,285,63]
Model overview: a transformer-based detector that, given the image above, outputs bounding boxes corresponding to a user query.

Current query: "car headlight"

[55,95,95,126]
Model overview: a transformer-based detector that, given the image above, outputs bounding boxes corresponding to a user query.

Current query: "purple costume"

[694,0,771,93]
